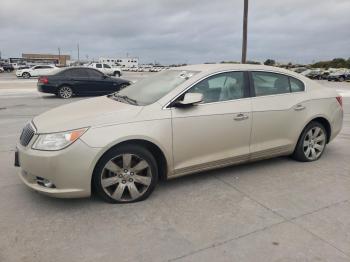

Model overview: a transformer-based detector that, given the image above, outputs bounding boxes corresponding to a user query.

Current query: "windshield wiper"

[109,93,138,105]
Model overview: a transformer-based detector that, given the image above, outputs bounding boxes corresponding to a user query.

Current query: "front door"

[171,71,252,176]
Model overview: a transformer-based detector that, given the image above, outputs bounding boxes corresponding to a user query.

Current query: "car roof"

[174,63,303,78]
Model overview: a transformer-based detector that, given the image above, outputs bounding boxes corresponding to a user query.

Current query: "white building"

[99,57,139,68]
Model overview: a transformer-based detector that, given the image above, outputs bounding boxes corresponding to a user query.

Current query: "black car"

[327,72,350,82]
[0,63,14,72]
[37,67,131,98]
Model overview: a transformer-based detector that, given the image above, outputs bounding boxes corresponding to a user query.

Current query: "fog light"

[36,177,56,188]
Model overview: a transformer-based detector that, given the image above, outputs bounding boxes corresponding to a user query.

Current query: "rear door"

[249,71,307,159]
[63,68,91,94]
[30,66,42,76]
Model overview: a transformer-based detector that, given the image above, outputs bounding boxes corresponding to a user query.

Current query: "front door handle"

[234,113,249,121]
[294,104,306,111]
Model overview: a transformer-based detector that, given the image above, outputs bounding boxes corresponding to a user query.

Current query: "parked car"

[15,64,343,203]
[36,67,131,98]
[16,65,59,79]
[88,63,122,77]
[306,70,323,80]
[0,63,15,72]
[327,71,350,82]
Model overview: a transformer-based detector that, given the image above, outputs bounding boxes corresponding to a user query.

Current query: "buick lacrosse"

[15,64,343,203]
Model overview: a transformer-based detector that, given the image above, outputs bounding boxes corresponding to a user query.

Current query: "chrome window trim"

[163,69,306,110]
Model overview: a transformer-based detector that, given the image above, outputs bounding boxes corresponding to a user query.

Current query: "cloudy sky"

[0,0,349,64]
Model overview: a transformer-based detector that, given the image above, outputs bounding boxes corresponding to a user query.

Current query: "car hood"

[33,96,143,133]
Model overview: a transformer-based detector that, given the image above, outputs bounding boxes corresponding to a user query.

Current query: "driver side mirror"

[173,93,203,107]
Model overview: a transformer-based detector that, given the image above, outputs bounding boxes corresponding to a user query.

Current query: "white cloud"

[0,0,349,64]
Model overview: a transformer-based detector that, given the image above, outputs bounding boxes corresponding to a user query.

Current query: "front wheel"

[93,145,158,203]
[292,121,327,162]
[57,86,73,99]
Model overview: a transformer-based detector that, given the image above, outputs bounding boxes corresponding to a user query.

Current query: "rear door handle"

[234,113,249,121]
[294,104,306,111]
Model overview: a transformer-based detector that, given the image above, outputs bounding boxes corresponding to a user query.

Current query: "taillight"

[38,76,49,84]
[336,96,343,109]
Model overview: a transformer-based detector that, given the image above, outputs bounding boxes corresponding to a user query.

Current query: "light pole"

[58,47,61,66]
[77,43,80,63]
[241,0,249,63]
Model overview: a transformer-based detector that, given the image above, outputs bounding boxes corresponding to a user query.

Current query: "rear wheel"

[113,71,121,77]
[292,121,327,162]
[339,77,345,82]
[57,86,73,99]
[22,72,31,79]
[93,144,158,203]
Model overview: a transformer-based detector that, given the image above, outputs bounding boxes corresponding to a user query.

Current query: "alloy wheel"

[303,126,326,160]
[59,86,73,99]
[22,73,30,79]
[100,154,152,202]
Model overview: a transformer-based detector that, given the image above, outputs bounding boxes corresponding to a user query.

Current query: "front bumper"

[16,138,101,198]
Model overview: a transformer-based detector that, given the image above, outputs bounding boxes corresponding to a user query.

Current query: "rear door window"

[252,72,290,96]
[63,69,89,78]
[96,64,102,68]
[87,69,103,78]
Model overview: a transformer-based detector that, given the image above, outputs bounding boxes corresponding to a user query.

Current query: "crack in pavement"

[167,176,350,261]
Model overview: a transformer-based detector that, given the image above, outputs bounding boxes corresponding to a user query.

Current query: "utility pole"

[58,47,61,66]
[77,43,80,63]
[241,0,249,64]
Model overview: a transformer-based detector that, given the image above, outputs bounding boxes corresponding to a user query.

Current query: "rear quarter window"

[289,77,305,92]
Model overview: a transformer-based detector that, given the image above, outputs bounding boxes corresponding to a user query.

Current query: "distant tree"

[220,61,239,64]
[264,59,276,66]
[311,58,350,69]
[247,60,261,65]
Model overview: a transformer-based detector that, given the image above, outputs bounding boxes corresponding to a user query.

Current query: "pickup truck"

[88,63,122,77]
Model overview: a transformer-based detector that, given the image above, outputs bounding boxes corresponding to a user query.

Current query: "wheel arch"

[298,116,331,145]
[58,83,75,93]
[310,117,331,143]
[91,138,169,190]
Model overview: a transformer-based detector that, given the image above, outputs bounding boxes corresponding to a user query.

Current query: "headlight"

[32,128,88,151]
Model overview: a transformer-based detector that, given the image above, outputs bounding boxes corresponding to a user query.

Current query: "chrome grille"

[20,123,35,147]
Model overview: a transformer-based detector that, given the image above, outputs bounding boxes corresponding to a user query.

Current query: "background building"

[22,53,70,66]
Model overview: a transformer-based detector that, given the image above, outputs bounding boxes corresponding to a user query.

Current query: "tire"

[292,121,327,162]
[93,144,159,203]
[22,72,31,79]
[113,71,121,77]
[57,86,73,99]
[339,77,345,82]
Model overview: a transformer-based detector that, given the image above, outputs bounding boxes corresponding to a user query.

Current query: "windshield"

[113,70,198,105]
